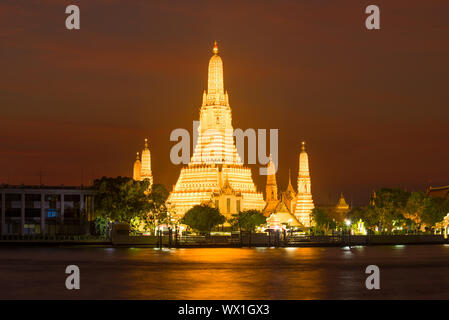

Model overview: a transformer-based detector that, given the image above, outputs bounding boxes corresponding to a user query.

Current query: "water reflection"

[1,246,449,299]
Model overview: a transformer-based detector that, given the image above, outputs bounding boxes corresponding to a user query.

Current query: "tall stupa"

[167,42,265,218]
[133,152,141,181]
[294,141,315,227]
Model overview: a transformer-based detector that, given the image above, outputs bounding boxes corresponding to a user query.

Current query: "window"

[227,198,231,213]
[215,200,219,209]
[236,199,241,213]
[47,209,57,218]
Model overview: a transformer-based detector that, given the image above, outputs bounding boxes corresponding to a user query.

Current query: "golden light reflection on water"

[123,248,329,299]
[2,246,449,299]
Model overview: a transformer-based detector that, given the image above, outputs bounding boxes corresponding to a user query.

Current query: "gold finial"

[301,141,306,151]
[136,152,140,160]
[144,138,148,148]
[213,41,219,55]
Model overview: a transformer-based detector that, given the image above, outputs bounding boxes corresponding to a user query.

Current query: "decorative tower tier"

[132,138,153,189]
[263,157,279,216]
[265,156,278,203]
[167,42,265,218]
[282,169,297,215]
[294,141,315,227]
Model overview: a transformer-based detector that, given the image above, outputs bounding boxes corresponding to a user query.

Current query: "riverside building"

[0,185,95,236]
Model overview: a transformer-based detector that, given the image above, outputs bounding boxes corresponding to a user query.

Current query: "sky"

[1,0,448,205]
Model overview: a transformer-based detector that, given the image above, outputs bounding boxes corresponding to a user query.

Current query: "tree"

[229,210,266,246]
[143,184,170,231]
[421,197,449,228]
[348,206,377,232]
[94,176,152,224]
[230,210,266,232]
[403,192,427,231]
[311,208,336,234]
[372,188,410,232]
[150,184,169,205]
[181,204,225,235]
[346,189,449,234]
[93,216,110,237]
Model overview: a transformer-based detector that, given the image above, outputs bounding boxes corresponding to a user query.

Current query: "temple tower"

[294,141,315,227]
[133,152,141,181]
[335,192,350,220]
[132,139,153,189]
[283,169,297,214]
[191,41,236,165]
[167,42,265,218]
[336,192,349,212]
[265,157,278,202]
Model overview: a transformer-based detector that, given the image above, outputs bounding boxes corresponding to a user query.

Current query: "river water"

[1,245,449,299]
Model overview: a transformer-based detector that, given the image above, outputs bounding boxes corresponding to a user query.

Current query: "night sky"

[1,0,448,206]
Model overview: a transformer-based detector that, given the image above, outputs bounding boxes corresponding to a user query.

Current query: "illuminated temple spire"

[286,169,294,194]
[336,192,350,212]
[167,42,265,217]
[266,156,278,202]
[132,138,153,188]
[203,41,227,107]
[194,41,237,163]
[208,41,224,95]
[141,139,153,186]
[133,152,141,181]
[294,141,315,227]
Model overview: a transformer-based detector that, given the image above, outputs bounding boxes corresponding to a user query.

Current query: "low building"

[0,185,96,236]
[427,185,449,199]
[435,213,449,238]
[266,200,303,230]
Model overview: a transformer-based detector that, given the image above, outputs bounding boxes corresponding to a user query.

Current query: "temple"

[335,193,350,214]
[166,42,266,219]
[132,138,153,189]
[263,158,302,229]
[294,141,315,227]
[334,192,350,221]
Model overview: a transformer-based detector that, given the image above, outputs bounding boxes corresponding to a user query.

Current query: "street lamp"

[345,219,352,244]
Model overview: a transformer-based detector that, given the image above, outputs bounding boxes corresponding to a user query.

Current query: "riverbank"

[111,233,448,247]
[0,234,447,247]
